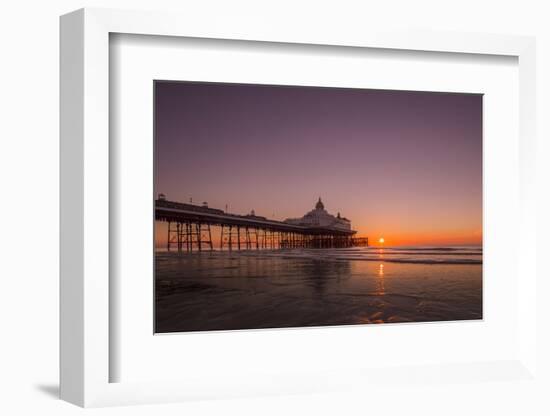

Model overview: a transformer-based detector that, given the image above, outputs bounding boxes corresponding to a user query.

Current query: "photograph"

[154,80,483,333]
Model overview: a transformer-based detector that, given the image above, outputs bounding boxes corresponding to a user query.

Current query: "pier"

[155,197,368,252]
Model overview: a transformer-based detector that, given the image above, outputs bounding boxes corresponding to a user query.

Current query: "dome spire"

[315,197,324,210]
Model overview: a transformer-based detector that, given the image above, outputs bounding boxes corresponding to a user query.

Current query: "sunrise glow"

[155,83,482,248]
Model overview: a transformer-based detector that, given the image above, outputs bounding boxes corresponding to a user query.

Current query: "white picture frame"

[60,7,538,408]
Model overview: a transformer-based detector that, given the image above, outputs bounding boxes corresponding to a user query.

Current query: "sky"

[155,81,482,247]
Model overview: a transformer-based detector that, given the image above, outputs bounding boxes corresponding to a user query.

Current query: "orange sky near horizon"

[352,210,482,246]
[355,230,482,247]
[154,218,482,249]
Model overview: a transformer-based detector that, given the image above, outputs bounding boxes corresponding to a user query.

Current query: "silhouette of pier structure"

[156,197,368,252]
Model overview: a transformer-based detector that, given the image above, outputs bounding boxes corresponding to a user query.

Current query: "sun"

[378,237,385,244]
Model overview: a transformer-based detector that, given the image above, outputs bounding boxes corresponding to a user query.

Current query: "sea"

[155,246,482,333]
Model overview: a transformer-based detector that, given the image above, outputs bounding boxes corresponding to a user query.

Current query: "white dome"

[315,197,324,210]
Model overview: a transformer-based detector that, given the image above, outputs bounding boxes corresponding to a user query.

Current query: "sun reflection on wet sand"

[375,263,386,295]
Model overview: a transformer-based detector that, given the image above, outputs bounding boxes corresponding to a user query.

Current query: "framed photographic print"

[60,8,539,409]
[153,81,483,333]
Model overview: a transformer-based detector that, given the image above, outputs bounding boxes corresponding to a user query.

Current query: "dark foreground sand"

[155,248,482,333]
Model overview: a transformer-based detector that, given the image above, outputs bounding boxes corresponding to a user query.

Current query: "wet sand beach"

[155,247,482,333]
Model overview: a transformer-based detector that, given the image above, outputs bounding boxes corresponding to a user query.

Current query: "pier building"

[284,197,351,232]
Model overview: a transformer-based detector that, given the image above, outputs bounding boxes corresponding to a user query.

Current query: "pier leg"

[245,227,251,250]
[176,223,181,252]
[208,224,213,251]
[189,223,193,253]
[179,222,185,252]
[185,223,190,252]
[196,223,202,252]
[167,221,171,251]
[237,227,241,251]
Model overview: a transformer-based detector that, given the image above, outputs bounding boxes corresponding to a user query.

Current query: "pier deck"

[156,199,365,251]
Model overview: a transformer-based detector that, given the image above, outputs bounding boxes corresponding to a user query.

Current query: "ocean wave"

[233,249,482,265]
[157,246,483,265]
[350,251,482,256]
[373,247,482,252]
[339,257,482,265]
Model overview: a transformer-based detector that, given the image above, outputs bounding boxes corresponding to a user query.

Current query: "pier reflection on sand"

[155,247,482,333]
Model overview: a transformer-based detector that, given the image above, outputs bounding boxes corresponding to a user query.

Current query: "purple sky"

[155,81,482,246]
